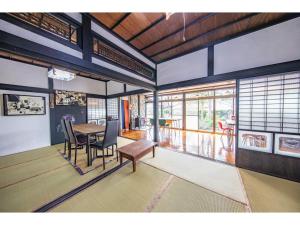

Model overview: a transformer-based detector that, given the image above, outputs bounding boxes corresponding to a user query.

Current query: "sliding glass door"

[215,97,234,132]
[185,88,235,133]
[198,99,214,131]
[186,100,198,130]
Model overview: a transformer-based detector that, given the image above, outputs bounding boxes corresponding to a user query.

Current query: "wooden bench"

[117,140,157,172]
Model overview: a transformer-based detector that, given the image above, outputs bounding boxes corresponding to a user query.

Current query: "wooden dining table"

[73,123,105,166]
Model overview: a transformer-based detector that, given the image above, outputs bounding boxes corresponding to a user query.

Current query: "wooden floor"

[121,128,235,165]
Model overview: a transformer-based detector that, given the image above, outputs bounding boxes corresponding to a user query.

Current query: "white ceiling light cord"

[182,13,186,42]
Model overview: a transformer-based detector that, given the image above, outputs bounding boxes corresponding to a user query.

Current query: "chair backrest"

[64,119,77,144]
[159,119,166,126]
[60,119,69,141]
[150,118,154,126]
[103,120,119,148]
[218,121,223,130]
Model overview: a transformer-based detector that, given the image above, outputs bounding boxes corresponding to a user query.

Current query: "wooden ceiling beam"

[127,14,166,42]
[141,13,216,51]
[111,13,131,30]
[150,13,259,58]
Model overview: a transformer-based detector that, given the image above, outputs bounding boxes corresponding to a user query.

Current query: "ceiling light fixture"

[48,67,76,81]
[166,12,174,20]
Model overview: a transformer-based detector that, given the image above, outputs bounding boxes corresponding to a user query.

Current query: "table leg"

[133,160,136,172]
[87,135,91,166]
[120,153,123,165]
[153,146,155,158]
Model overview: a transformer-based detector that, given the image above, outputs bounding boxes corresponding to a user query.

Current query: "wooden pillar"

[82,14,92,62]
[153,90,159,142]
[182,93,186,130]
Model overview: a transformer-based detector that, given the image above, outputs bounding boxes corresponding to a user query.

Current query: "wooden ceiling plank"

[127,14,166,42]
[141,13,216,51]
[155,13,298,63]
[111,13,131,30]
[90,13,126,29]
[150,13,259,58]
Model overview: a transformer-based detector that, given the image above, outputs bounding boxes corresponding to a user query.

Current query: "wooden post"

[153,90,159,142]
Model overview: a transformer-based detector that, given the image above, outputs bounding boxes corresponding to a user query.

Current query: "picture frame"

[3,94,46,116]
[275,133,300,158]
[55,90,86,106]
[238,130,273,153]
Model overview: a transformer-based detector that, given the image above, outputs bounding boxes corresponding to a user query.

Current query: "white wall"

[214,17,300,75]
[53,76,106,95]
[0,19,82,59]
[107,81,124,95]
[0,58,48,88]
[126,84,142,92]
[0,59,50,156]
[157,48,208,85]
[65,13,82,23]
[0,90,50,156]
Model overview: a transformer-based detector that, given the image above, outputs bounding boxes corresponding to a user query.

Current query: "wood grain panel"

[91,13,126,28]
[237,148,300,182]
[144,13,250,57]
[153,13,286,62]
[113,13,164,41]
[131,13,206,49]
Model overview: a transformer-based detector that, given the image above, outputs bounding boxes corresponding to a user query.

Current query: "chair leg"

[102,150,106,170]
[64,140,66,154]
[68,142,71,160]
[74,146,78,165]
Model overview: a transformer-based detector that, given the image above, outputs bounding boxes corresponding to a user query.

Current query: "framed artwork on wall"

[3,94,46,116]
[55,90,86,106]
[275,134,300,158]
[238,130,273,153]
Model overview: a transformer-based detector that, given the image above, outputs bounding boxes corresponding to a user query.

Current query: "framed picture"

[55,90,86,106]
[3,94,46,116]
[238,130,273,153]
[275,134,300,158]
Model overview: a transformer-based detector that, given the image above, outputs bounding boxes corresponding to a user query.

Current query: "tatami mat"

[153,176,246,212]
[0,137,299,212]
[239,169,300,212]
[51,163,246,212]
[142,148,247,204]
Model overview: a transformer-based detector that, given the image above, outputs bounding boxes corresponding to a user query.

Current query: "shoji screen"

[107,98,119,119]
[87,98,106,125]
[237,72,300,182]
[239,72,300,134]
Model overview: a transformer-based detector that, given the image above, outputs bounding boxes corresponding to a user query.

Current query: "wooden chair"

[90,120,119,170]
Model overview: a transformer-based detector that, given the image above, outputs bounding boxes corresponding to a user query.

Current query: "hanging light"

[166,12,174,20]
[48,67,76,81]
[182,13,186,42]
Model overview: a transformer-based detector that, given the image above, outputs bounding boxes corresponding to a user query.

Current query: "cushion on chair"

[90,140,104,148]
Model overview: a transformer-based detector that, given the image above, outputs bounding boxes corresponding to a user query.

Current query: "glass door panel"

[186,100,198,130]
[215,98,234,132]
[161,102,172,118]
[172,101,183,128]
[198,99,214,131]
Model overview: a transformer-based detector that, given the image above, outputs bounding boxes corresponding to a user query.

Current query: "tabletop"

[73,123,105,135]
[117,139,157,157]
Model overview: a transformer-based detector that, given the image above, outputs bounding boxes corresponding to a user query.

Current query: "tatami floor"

[121,128,236,164]
[0,137,299,212]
